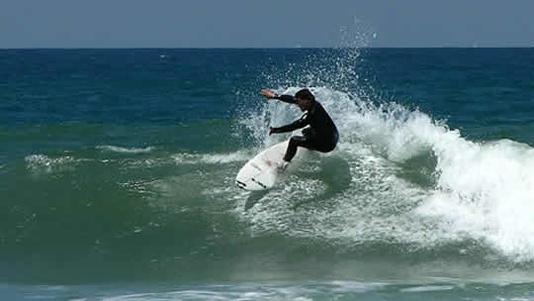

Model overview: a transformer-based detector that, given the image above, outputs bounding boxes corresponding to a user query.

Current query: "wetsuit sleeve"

[271,112,309,134]
[275,94,297,104]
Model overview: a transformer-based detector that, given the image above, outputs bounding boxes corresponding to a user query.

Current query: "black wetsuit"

[270,95,339,162]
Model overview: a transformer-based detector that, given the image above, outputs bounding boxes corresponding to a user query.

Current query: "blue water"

[2,48,534,300]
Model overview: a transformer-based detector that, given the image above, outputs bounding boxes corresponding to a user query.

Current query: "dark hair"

[295,88,315,101]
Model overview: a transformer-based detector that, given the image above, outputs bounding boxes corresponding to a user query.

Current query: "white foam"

[97,145,155,154]
[25,154,78,174]
[418,139,534,262]
[172,150,251,165]
[401,285,455,293]
[100,282,383,301]
[336,87,534,261]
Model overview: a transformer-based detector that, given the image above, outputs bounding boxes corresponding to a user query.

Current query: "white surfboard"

[236,140,293,191]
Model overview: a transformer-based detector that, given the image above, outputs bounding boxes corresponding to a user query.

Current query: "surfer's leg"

[283,136,312,162]
[310,132,338,153]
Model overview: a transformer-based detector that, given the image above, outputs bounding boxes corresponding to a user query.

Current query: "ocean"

[1,48,534,300]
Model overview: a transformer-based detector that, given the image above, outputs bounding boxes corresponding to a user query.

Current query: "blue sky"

[2,0,534,48]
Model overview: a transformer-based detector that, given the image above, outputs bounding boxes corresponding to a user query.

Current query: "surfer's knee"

[289,136,306,147]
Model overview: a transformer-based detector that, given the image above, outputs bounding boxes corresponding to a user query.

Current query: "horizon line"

[1,46,534,50]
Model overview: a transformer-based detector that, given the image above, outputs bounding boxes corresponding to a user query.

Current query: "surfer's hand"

[261,89,277,100]
[269,127,275,135]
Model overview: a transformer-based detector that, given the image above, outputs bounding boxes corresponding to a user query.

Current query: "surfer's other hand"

[268,127,275,136]
[261,89,277,100]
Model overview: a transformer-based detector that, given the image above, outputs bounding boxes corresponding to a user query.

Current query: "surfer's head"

[295,88,315,111]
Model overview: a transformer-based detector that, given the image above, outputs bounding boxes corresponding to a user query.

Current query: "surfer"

[261,88,339,170]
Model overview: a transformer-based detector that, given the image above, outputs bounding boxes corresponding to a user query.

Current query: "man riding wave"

[261,88,339,170]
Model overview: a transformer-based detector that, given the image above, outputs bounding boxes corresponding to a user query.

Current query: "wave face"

[1,49,534,288]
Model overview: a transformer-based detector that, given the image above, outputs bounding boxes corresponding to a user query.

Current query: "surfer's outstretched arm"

[260,89,296,104]
[270,113,309,134]
[275,95,296,104]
